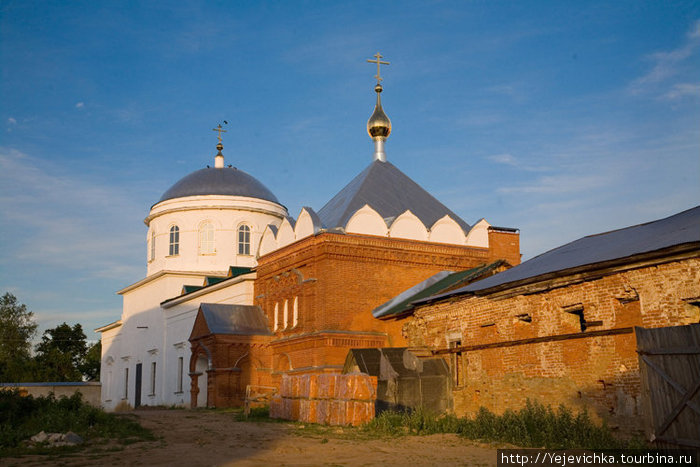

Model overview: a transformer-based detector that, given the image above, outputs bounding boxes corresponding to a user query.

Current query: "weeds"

[0,390,154,455]
[362,401,636,450]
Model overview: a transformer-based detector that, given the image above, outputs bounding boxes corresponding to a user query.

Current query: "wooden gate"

[636,324,700,448]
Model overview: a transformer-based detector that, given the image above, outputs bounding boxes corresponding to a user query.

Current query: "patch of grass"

[0,389,155,456]
[362,401,639,450]
[457,401,626,449]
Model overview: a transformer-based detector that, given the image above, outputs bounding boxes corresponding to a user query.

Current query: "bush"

[362,400,630,450]
[0,390,153,451]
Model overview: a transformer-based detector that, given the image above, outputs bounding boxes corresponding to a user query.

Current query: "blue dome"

[156,167,281,205]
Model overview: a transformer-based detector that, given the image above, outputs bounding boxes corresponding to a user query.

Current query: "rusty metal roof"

[372,262,506,319]
[199,303,271,336]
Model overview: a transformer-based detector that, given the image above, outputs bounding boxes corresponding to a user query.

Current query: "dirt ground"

[2,409,501,467]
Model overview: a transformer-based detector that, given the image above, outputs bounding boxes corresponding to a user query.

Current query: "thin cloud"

[628,20,700,95]
[663,83,700,100]
[0,148,144,281]
[497,172,613,195]
[485,152,549,172]
[487,153,518,166]
[7,117,17,125]
[75,101,85,109]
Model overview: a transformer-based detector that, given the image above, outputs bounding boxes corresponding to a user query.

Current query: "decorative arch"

[389,210,429,241]
[258,224,279,258]
[465,219,491,248]
[277,217,295,249]
[188,342,212,408]
[429,215,467,245]
[345,204,388,236]
[294,207,322,240]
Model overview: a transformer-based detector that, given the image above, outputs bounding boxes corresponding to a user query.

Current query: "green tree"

[34,322,87,382]
[80,340,101,381]
[0,292,37,382]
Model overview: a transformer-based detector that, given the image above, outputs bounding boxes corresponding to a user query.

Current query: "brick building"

[401,206,700,431]
[97,65,520,410]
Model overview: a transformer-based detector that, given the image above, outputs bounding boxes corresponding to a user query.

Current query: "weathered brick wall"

[405,255,700,432]
[270,373,378,426]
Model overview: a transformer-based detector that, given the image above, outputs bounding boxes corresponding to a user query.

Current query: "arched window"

[293,296,298,328]
[273,302,279,331]
[169,226,180,256]
[238,224,251,255]
[283,299,288,330]
[199,222,215,254]
[150,230,156,261]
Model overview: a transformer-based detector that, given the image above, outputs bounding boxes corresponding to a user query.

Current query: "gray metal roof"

[156,167,281,205]
[199,303,271,336]
[419,205,700,301]
[317,160,470,232]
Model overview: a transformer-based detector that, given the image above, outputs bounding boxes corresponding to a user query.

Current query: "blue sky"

[1,1,698,342]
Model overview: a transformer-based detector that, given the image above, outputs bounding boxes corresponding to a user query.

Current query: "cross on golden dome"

[367,52,390,84]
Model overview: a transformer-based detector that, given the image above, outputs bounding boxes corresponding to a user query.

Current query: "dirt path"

[3,409,500,466]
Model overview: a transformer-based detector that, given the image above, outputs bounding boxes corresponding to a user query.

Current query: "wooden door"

[636,324,700,448]
[135,363,142,408]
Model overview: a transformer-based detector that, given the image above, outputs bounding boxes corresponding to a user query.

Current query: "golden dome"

[367,84,391,139]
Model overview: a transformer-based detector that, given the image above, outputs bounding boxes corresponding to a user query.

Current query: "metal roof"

[156,167,281,205]
[418,205,700,302]
[317,160,470,232]
[372,262,506,319]
[199,303,272,336]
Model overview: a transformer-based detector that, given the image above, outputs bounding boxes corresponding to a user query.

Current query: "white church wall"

[145,195,286,276]
[101,269,259,410]
[465,218,491,248]
[388,210,429,241]
[161,276,255,407]
[429,215,467,245]
[345,205,388,236]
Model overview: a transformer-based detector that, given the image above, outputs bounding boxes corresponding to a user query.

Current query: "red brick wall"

[488,230,521,266]
[404,255,700,432]
[255,232,501,377]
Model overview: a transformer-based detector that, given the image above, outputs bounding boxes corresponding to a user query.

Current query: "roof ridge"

[317,161,377,228]
[335,160,384,228]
